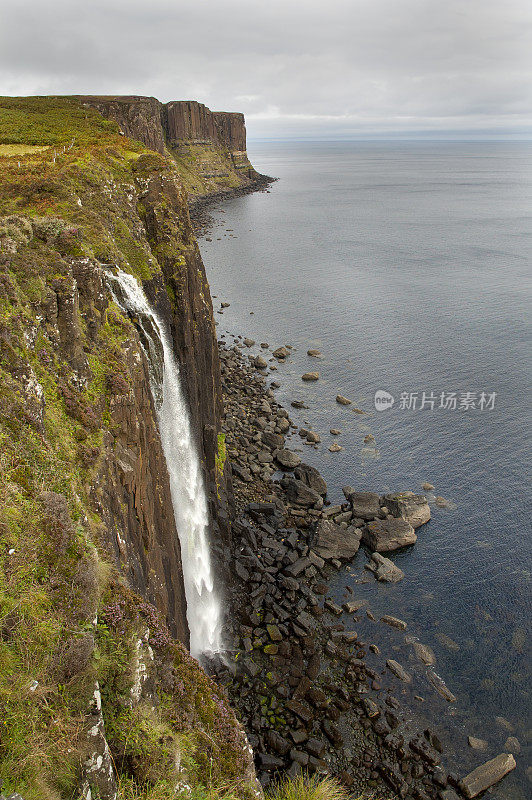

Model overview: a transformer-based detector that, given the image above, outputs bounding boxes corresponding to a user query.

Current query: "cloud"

[0,0,531,137]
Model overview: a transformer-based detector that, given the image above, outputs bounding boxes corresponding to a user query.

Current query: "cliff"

[78,95,268,201]
[0,96,255,799]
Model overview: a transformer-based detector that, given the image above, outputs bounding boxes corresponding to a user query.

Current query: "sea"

[197,140,532,797]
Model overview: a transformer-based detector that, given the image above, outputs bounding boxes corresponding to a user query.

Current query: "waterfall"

[106,268,222,658]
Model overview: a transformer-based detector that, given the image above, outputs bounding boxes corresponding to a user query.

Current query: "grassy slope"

[0,97,258,800]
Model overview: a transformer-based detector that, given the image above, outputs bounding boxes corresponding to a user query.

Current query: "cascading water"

[106,268,222,658]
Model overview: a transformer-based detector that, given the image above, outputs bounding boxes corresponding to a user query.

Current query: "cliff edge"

[0,95,256,799]
[76,95,270,202]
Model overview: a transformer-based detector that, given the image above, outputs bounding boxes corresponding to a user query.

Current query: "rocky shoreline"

[207,335,516,800]
[189,173,276,234]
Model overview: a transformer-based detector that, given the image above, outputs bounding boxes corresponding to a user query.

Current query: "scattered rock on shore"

[302,372,319,381]
[307,349,322,357]
[336,394,351,405]
[273,346,289,359]
[294,463,327,496]
[275,449,301,470]
[384,491,431,528]
[363,517,417,552]
[366,552,405,582]
[328,443,343,452]
[386,659,412,683]
[380,615,407,630]
[254,355,267,369]
[312,519,362,561]
[459,753,516,798]
[468,736,488,751]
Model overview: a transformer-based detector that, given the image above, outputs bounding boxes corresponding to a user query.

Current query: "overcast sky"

[1,0,531,139]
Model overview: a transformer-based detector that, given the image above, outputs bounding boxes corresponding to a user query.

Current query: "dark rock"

[363,518,417,552]
[311,519,362,560]
[366,551,405,582]
[294,463,327,496]
[343,489,381,520]
[281,477,321,507]
[459,754,516,798]
[384,491,431,528]
[275,449,302,470]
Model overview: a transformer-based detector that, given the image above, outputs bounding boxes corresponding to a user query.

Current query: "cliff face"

[81,95,265,197]
[76,95,166,153]
[0,96,258,800]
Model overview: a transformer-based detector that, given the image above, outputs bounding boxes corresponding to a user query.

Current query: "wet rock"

[366,552,405,582]
[311,519,362,561]
[459,753,516,798]
[422,482,434,491]
[243,338,255,347]
[504,736,521,754]
[336,395,351,405]
[386,659,412,683]
[273,346,289,359]
[411,641,436,666]
[435,633,460,652]
[468,737,488,751]
[343,489,380,520]
[291,400,307,409]
[381,615,407,630]
[426,669,457,702]
[254,355,268,369]
[275,449,301,470]
[302,372,319,381]
[262,430,285,450]
[330,428,341,435]
[328,443,343,452]
[363,518,417,552]
[294,463,327,496]
[307,349,321,357]
[343,600,365,613]
[384,491,431,528]
[281,476,321,507]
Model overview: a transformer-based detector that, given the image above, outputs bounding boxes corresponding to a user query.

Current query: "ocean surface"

[197,141,532,797]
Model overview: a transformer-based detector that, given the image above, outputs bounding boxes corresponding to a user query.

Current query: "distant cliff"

[77,95,269,201]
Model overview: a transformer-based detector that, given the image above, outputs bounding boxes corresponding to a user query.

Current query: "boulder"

[459,753,516,798]
[261,431,285,450]
[386,659,411,683]
[294,463,327,496]
[273,346,289,359]
[307,349,321,357]
[243,338,255,347]
[328,443,343,452]
[343,488,380,520]
[281,476,321,507]
[253,355,267,369]
[302,372,319,381]
[366,552,404,582]
[275,449,301,470]
[336,395,351,405]
[363,518,417,552]
[384,491,431,528]
[311,519,362,561]
[380,615,407,630]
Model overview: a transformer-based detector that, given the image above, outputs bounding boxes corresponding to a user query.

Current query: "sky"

[1,0,531,139]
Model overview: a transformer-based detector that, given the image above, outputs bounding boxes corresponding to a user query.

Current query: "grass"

[0,144,49,156]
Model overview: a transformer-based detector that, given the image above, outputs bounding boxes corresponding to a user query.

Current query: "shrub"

[265,774,350,800]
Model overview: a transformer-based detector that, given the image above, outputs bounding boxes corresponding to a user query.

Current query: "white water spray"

[107,269,222,658]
